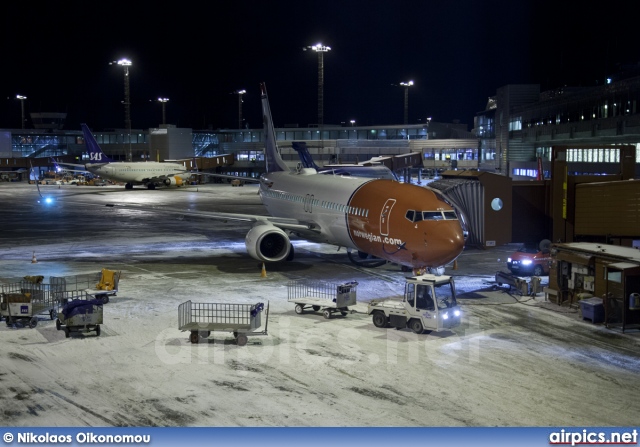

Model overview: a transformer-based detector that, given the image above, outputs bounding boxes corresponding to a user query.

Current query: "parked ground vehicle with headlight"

[507,241,551,277]
[367,274,461,333]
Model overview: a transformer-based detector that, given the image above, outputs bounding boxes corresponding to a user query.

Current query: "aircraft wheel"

[347,249,387,268]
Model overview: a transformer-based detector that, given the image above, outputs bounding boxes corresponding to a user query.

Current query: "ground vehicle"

[1,280,59,328]
[56,298,103,337]
[178,301,269,346]
[507,241,551,276]
[52,269,121,304]
[367,274,461,333]
[288,280,358,319]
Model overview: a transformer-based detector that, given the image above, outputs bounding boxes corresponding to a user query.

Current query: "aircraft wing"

[104,202,319,233]
[192,172,261,183]
[52,159,88,173]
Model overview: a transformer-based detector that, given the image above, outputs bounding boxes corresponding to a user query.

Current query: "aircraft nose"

[431,222,465,266]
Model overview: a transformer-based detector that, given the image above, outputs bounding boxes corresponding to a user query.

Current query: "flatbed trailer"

[288,280,358,319]
[178,301,269,346]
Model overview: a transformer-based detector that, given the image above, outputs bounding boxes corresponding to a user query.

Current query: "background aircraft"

[106,83,465,272]
[292,141,398,180]
[56,124,196,190]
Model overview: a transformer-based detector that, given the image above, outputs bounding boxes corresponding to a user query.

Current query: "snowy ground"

[1,182,639,427]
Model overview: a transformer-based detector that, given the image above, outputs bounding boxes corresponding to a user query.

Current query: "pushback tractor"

[367,274,461,333]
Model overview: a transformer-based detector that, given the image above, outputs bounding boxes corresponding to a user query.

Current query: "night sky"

[2,1,638,132]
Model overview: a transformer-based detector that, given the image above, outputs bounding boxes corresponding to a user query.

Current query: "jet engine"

[163,176,184,187]
[245,223,291,262]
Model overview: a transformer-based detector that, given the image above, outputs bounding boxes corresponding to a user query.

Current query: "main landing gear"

[346,249,387,268]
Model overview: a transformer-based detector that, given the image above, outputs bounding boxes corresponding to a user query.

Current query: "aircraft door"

[380,198,396,236]
[304,194,314,213]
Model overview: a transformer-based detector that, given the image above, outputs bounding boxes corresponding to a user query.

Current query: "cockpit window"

[405,210,417,222]
[406,210,458,222]
[423,211,444,220]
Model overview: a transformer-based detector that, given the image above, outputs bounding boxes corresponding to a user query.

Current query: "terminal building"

[2,73,640,180]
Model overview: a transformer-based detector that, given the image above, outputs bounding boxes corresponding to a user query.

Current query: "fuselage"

[259,169,465,269]
[85,162,191,185]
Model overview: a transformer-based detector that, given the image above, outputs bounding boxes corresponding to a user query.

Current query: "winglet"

[260,83,288,173]
[81,124,114,163]
[50,157,63,173]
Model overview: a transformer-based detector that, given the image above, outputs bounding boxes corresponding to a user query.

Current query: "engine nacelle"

[245,223,291,262]
[163,176,184,187]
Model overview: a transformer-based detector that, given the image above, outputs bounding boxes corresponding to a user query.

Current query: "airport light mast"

[16,94,27,129]
[110,58,133,161]
[400,80,414,125]
[158,98,169,125]
[303,43,331,127]
[236,89,246,129]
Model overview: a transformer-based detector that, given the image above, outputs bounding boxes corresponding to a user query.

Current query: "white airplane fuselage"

[85,162,192,186]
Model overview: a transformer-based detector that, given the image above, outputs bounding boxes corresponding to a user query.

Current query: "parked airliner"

[57,124,196,190]
[107,83,465,271]
[292,141,398,180]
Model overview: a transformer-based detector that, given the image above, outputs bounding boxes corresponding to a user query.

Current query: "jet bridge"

[428,170,512,248]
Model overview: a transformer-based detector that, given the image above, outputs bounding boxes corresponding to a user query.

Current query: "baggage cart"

[56,298,104,338]
[0,280,67,328]
[178,301,269,346]
[287,280,358,319]
[52,268,121,304]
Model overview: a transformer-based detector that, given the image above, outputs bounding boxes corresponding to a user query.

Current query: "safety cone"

[31,251,38,264]
[260,263,267,278]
